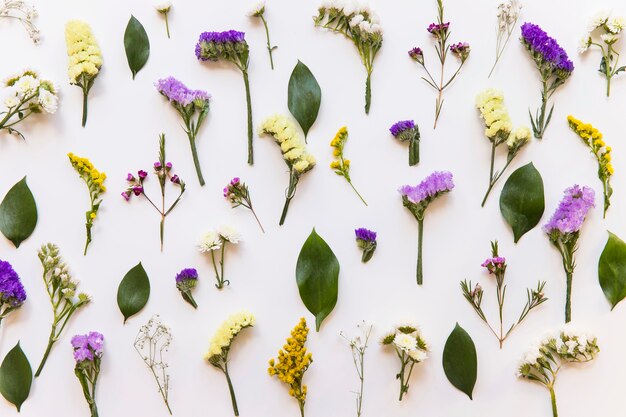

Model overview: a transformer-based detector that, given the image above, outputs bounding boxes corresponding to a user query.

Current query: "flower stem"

[549,386,558,417]
[250,207,265,233]
[188,134,205,186]
[565,270,572,323]
[260,15,275,70]
[81,88,89,128]
[279,196,292,226]
[242,70,253,165]
[417,219,424,285]
[35,332,56,377]
[165,12,170,39]
[364,71,372,115]
[223,365,239,416]
[348,180,367,206]
[409,136,420,166]
[160,215,165,252]
[298,400,305,417]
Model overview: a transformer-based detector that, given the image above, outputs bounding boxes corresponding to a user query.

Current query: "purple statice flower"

[520,23,574,73]
[543,185,595,235]
[175,268,198,283]
[390,120,421,166]
[427,22,450,36]
[71,331,104,363]
[399,171,455,207]
[0,260,26,310]
[355,228,377,263]
[155,76,212,107]
[390,120,415,137]
[195,30,247,61]
[355,228,377,243]
[176,268,198,309]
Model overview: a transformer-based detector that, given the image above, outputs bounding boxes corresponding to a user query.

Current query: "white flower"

[198,230,223,252]
[408,348,428,362]
[3,88,19,109]
[247,1,265,17]
[608,16,625,34]
[358,20,371,33]
[588,10,610,32]
[342,0,357,16]
[555,337,565,352]
[15,75,40,96]
[393,333,417,352]
[370,23,382,35]
[523,344,543,365]
[349,14,364,27]
[38,88,58,114]
[154,0,173,12]
[218,225,241,244]
[601,33,620,44]
[565,340,578,354]
[578,34,592,53]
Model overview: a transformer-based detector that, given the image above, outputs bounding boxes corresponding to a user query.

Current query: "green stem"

[260,15,274,70]
[364,71,372,114]
[298,400,305,417]
[279,197,292,226]
[223,364,239,416]
[417,219,424,285]
[348,180,367,206]
[160,215,165,252]
[211,250,223,289]
[165,12,170,39]
[188,134,205,186]
[408,136,420,166]
[250,207,265,233]
[565,270,572,323]
[549,386,558,417]
[81,87,89,128]
[242,70,253,165]
[35,332,56,377]
[481,141,497,207]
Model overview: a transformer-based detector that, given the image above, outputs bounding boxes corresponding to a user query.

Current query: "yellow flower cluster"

[329,126,351,174]
[206,311,255,360]
[475,89,513,140]
[506,126,532,150]
[567,115,614,176]
[68,153,107,196]
[65,20,103,84]
[258,115,316,174]
[268,318,313,405]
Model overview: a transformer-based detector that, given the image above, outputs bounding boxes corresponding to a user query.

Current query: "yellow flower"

[259,114,315,176]
[475,89,513,140]
[65,21,102,84]
[206,311,255,363]
[330,160,341,169]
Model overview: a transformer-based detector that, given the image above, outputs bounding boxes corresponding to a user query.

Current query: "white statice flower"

[349,14,364,27]
[555,337,565,352]
[565,340,578,354]
[608,16,625,34]
[247,1,265,17]
[15,75,40,96]
[588,9,610,32]
[38,88,58,113]
[218,225,241,244]
[370,23,382,35]
[342,0,357,16]
[154,0,172,12]
[358,20,371,34]
[198,230,223,252]
[523,344,543,365]
[393,333,417,352]
[408,348,428,362]
[578,34,592,53]
[601,33,620,44]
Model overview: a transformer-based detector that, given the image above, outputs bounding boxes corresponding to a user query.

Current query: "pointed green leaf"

[442,323,477,400]
[124,15,150,79]
[598,231,626,310]
[499,162,545,243]
[288,60,321,139]
[117,262,150,323]
[0,342,33,412]
[0,177,38,248]
[296,228,339,331]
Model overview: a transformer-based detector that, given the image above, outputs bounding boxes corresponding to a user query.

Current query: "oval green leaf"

[296,228,339,331]
[442,323,477,400]
[598,231,626,310]
[499,162,545,243]
[0,176,37,248]
[117,262,150,323]
[0,342,33,412]
[124,15,150,79]
[288,60,321,140]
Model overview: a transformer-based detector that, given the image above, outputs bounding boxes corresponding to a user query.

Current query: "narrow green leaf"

[296,228,339,331]
[442,323,477,400]
[499,162,545,243]
[0,177,38,248]
[117,262,150,323]
[288,60,321,139]
[0,342,33,412]
[599,231,626,310]
[124,15,150,79]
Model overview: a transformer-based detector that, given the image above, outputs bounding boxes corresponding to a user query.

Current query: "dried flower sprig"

[461,241,547,349]
[122,134,186,251]
[248,1,276,69]
[71,331,104,417]
[544,185,594,323]
[567,116,613,217]
[355,228,377,263]
[205,311,255,416]
[154,1,172,38]
[399,171,454,285]
[65,20,102,127]
[155,76,211,186]
[520,22,573,139]
[268,318,313,417]
[198,226,241,289]
[196,30,255,165]
[224,177,264,233]
[489,0,522,77]
[518,328,599,417]
[0,0,40,43]
[258,114,316,226]
[330,126,367,205]
[175,268,198,309]
[134,315,173,415]
[340,321,372,417]
[0,260,26,328]
[68,153,107,255]
[409,0,470,129]
[35,243,91,377]
[389,120,420,166]
[475,89,531,206]
[579,11,625,96]
[314,0,383,114]
[381,323,429,401]
[0,69,58,139]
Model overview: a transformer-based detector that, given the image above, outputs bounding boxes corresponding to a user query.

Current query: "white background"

[1,0,625,416]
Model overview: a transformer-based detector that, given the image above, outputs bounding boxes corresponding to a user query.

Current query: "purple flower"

[121,191,131,201]
[175,268,198,283]
[0,260,26,309]
[195,30,247,61]
[132,186,144,196]
[154,161,162,170]
[355,228,377,263]
[170,174,180,184]
[390,120,416,137]
[520,23,574,73]
[450,42,471,62]
[71,331,104,363]
[155,76,212,107]
[166,162,173,170]
[399,171,455,206]
[482,257,506,274]
[126,173,135,182]
[543,185,595,235]
[427,22,450,35]
[355,228,377,243]
[408,47,424,63]
[138,170,148,179]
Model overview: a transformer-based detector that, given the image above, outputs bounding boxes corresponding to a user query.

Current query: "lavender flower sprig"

[520,22,574,139]
[224,177,264,233]
[122,134,186,252]
[409,0,470,129]
[196,30,255,165]
[355,228,377,263]
[71,332,104,417]
[399,171,454,285]
[155,76,211,186]
[488,1,522,77]
[0,260,26,328]
[389,120,420,166]
[175,268,198,309]
[544,185,594,323]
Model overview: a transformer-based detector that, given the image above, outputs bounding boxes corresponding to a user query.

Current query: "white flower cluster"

[318,0,382,36]
[382,323,429,362]
[198,225,241,252]
[579,10,624,53]
[38,243,90,303]
[0,0,40,43]
[2,69,58,114]
[496,0,522,31]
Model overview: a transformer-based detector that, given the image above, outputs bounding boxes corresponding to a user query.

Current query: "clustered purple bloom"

[355,228,377,243]
[71,331,104,363]
[482,257,506,274]
[408,47,424,62]
[195,30,247,60]
[390,120,415,137]
[449,42,471,61]
[520,22,574,73]
[427,22,450,36]
[224,177,243,201]
[175,268,198,283]
[122,163,181,201]
[155,76,211,107]
[0,260,26,308]
[399,171,455,205]
[543,185,595,235]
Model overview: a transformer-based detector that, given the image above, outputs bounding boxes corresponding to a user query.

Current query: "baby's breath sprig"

[330,126,367,206]
[488,0,522,77]
[340,321,372,417]
[0,0,40,43]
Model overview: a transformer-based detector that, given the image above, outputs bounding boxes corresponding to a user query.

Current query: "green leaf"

[598,231,626,310]
[499,162,545,243]
[117,262,150,323]
[288,60,321,140]
[296,228,339,331]
[0,177,38,248]
[0,342,33,412]
[442,323,477,400]
[124,15,150,79]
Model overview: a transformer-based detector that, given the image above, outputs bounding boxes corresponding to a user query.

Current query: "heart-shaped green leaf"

[599,231,626,310]
[0,176,38,248]
[288,60,321,140]
[442,323,477,400]
[0,342,32,412]
[124,15,150,79]
[117,262,150,323]
[499,162,545,243]
[296,228,339,331]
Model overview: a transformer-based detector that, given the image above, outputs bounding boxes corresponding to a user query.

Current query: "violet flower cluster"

[71,332,104,417]
[175,268,198,309]
[71,331,104,363]
[224,177,265,233]
[0,260,26,325]
[520,22,574,139]
[355,228,377,263]
[544,185,594,323]
[155,76,211,186]
[389,120,420,166]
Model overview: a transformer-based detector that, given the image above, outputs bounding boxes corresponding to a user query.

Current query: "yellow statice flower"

[475,89,513,141]
[268,318,313,416]
[205,311,255,360]
[329,126,367,205]
[567,115,613,217]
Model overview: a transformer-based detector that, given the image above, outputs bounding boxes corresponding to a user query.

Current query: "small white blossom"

[601,32,620,44]
[154,0,172,12]
[358,20,371,33]
[578,34,592,53]
[198,230,223,252]
[349,14,364,27]
[247,1,265,17]
[38,88,58,113]
[15,75,39,96]
[408,348,428,362]
[608,16,625,34]
[393,333,417,352]
[218,225,241,244]
[588,9,610,32]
